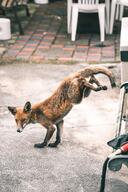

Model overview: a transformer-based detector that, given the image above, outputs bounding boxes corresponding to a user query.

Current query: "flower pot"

[34,0,48,4]
[0,18,11,40]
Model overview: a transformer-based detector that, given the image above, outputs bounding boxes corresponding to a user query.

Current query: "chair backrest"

[119,0,128,6]
[78,0,99,4]
[1,0,14,7]
[0,0,27,8]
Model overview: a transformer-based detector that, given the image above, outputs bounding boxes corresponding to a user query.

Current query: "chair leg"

[99,157,109,192]
[105,0,110,34]
[109,0,117,34]
[67,0,72,34]
[25,5,30,17]
[98,6,105,43]
[71,5,78,41]
[0,8,6,16]
[14,8,24,35]
[116,86,127,137]
[119,5,124,21]
[115,4,120,20]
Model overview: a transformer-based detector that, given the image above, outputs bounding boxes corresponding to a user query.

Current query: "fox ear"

[8,106,17,115]
[23,101,31,113]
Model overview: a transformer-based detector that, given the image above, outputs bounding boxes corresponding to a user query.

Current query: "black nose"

[17,129,21,133]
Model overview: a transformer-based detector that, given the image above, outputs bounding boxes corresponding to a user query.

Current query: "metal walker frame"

[99,17,128,192]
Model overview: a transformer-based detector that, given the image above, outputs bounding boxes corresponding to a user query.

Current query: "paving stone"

[18,35,31,40]
[101,57,115,62]
[30,55,44,62]
[47,48,64,57]
[34,49,49,57]
[115,55,120,62]
[73,52,87,61]
[32,33,44,37]
[10,44,24,50]
[76,45,88,52]
[35,29,46,33]
[63,47,75,52]
[74,57,87,62]
[44,35,55,39]
[63,50,73,57]
[88,47,101,54]
[54,39,66,44]
[42,38,54,43]
[58,57,73,62]
[17,51,32,56]
[16,40,27,45]
[87,55,101,63]
[30,36,42,40]
[21,48,35,53]
[44,55,58,60]
[27,40,40,44]
[24,32,34,36]
[37,44,51,49]
[3,50,19,58]
[0,47,6,55]
[51,44,64,48]
[64,44,76,48]
[6,49,19,55]
[16,51,33,60]
[16,55,30,60]
[102,50,115,57]
[75,39,89,45]
[7,39,17,44]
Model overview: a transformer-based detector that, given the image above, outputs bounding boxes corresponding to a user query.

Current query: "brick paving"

[0,1,123,63]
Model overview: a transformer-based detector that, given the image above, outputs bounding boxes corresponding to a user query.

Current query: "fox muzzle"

[17,127,24,133]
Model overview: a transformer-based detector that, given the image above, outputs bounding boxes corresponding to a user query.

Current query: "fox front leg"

[34,112,56,148]
[34,114,56,149]
[48,120,64,148]
[34,126,55,148]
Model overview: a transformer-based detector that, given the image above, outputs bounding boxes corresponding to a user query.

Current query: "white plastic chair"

[67,0,73,34]
[115,4,124,21]
[67,0,107,43]
[109,0,128,34]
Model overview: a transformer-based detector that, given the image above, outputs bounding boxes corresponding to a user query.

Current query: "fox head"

[8,101,32,133]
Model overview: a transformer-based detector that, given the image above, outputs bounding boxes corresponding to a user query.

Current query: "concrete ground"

[0,62,128,192]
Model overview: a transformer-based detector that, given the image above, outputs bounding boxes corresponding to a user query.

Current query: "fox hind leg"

[91,75,107,90]
[84,75,96,97]
[84,75,107,97]
[83,78,108,92]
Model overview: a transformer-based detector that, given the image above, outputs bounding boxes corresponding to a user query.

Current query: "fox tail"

[78,66,116,88]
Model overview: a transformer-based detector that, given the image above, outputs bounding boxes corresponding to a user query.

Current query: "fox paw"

[34,142,47,148]
[96,85,107,91]
[48,142,59,148]
[102,85,107,90]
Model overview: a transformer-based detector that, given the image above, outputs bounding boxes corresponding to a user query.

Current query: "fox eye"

[22,118,26,122]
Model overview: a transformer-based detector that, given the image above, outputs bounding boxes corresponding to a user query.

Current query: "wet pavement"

[0,62,128,192]
[0,1,124,63]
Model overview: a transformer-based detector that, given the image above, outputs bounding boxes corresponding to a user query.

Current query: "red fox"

[8,66,116,148]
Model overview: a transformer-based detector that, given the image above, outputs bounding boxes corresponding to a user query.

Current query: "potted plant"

[35,0,48,4]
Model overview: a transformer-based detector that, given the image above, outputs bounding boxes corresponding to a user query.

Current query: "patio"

[0,0,126,63]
